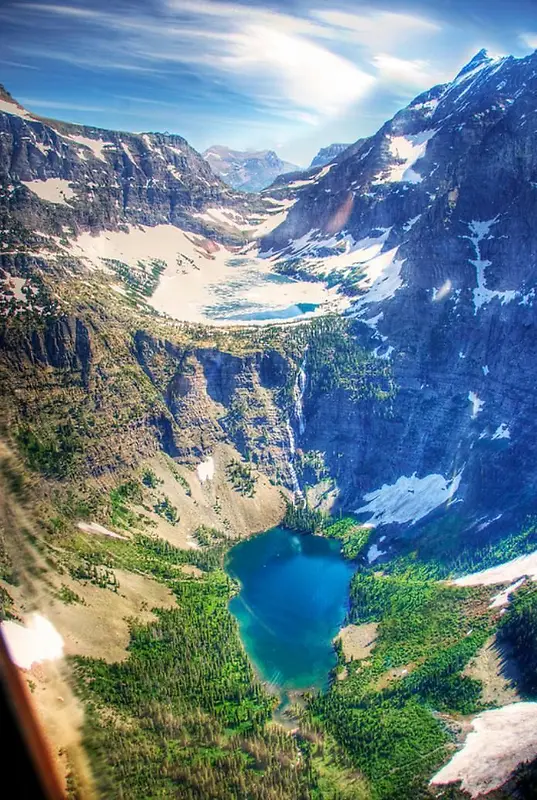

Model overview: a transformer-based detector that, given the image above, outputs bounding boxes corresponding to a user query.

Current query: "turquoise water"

[226,527,355,691]
[226,303,319,321]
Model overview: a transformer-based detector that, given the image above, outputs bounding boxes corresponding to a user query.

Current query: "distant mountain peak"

[309,143,352,169]
[203,145,299,192]
[454,48,504,81]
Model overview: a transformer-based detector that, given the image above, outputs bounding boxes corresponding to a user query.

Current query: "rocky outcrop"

[3,52,537,551]
[0,85,262,244]
[309,143,352,168]
[258,50,537,542]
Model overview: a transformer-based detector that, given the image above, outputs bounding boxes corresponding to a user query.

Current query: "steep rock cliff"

[259,50,537,543]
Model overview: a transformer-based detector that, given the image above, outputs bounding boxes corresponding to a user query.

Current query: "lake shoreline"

[225,526,355,696]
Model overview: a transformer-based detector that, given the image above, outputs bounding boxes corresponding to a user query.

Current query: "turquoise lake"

[226,527,355,692]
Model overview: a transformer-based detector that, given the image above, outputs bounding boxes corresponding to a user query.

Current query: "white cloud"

[372,54,443,89]
[12,2,451,125]
[218,23,374,118]
[19,99,112,112]
[520,32,537,50]
[19,1,375,121]
[312,9,440,49]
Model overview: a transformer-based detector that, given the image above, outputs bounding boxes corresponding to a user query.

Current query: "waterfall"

[286,420,296,456]
[293,355,307,436]
[285,420,303,498]
[285,352,308,502]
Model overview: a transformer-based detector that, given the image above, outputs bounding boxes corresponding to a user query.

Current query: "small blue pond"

[226,526,354,691]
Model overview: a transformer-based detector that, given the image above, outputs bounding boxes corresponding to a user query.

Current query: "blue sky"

[1,0,536,165]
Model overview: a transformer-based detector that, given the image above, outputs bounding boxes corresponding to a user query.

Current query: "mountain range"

[1,47,537,799]
[202,144,299,191]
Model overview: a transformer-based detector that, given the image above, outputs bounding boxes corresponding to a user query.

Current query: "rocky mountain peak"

[309,143,352,169]
[454,47,503,81]
[203,144,299,192]
[0,87,269,246]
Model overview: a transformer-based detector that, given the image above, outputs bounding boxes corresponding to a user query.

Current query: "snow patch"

[121,142,137,165]
[367,544,387,563]
[197,456,215,483]
[0,97,35,119]
[193,206,248,230]
[21,178,75,205]
[492,423,510,440]
[430,703,537,797]
[351,247,404,310]
[454,551,537,586]
[355,471,462,526]
[167,164,182,181]
[489,577,526,609]
[167,145,184,157]
[468,391,484,419]
[466,219,517,311]
[35,141,52,156]
[77,521,128,540]
[1,614,64,670]
[374,130,436,184]
[66,134,109,162]
[403,214,421,231]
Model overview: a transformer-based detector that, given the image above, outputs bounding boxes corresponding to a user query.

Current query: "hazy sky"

[1,0,536,164]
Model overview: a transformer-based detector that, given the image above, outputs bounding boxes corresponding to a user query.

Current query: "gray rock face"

[0,85,260,244]
[203,145,299,192]
[309,143,352,168]
[259,50,537,540]
[3,52,537,550]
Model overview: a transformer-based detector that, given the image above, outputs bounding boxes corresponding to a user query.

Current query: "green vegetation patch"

[226,459,257,496]
[305,317,396,403]
[17,422,83,479]
[324,518,373,560]
[309,567,493,799]
[284,509,372,561]
[73,568,320,799]
[154,495,179,525]
[499,583,537,695]
[102,257,166,299]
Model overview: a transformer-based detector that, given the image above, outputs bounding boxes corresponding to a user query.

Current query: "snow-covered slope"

[0,83,264,247]
[258,49,537,538]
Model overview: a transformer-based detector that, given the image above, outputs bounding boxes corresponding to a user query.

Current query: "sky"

[1,0,537,165]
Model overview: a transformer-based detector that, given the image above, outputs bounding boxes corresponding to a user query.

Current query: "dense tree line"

[308,567,493,799]
[74,571,321,799]
[499,584,537,695]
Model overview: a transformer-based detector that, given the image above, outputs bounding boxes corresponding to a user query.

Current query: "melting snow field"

[454,550,537,586]
[77,521,128,540]
[70,224,347,325]
[22,178,75,205]
[355,472,462,526]
[468,391,484,418]
[1,613,64,670]
[367,543,387,563]
[374,130,436,184]
[466,219,518,312]
[488,577,526,609]
[430,703,537,797]
[65,133,109,162]
[197,456,215,483]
